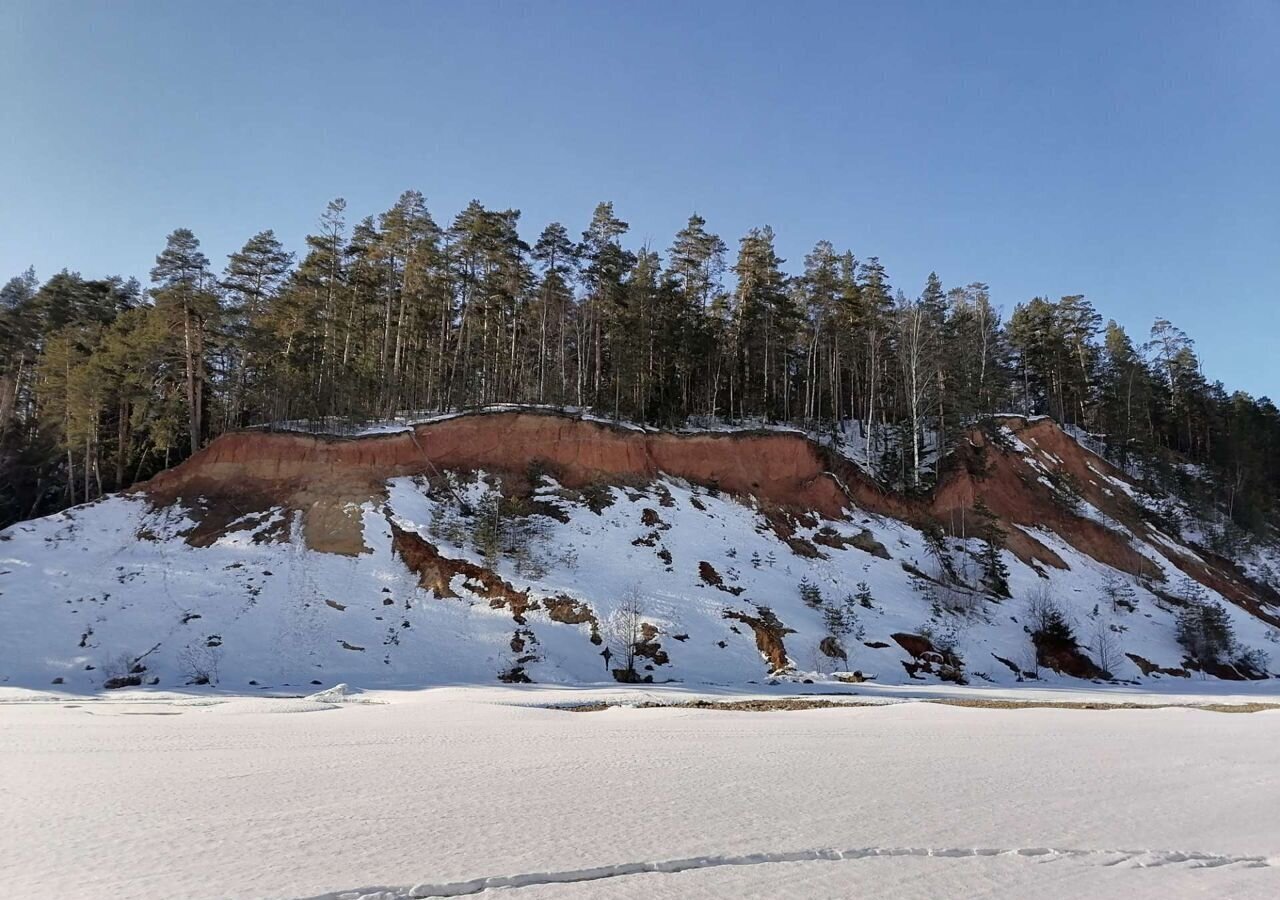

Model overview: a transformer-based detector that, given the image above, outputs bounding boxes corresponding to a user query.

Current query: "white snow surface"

[1,684,1278,899]
[1,453,1277,690]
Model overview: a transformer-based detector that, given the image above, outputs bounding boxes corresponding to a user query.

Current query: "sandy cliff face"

[930,418,1276,620]
[135,410,1274,620]
[144,412,852,509]
[140,412,853,554]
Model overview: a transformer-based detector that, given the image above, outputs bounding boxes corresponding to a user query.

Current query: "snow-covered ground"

[0,471,1269,692]
[2,460,1275,692]
[1,684,1277,899]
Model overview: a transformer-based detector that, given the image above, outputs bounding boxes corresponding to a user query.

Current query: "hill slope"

[1,410,1276,691]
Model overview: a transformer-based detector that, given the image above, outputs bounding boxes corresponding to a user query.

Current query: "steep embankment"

[140,412,855,553]
[1,409,1276,691]
[139,411,1274,618]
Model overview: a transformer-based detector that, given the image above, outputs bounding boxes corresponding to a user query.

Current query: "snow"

[2,453,1277,691]
[1,685,1278,899]
[264,406,655,437]
[5,412,1280,894]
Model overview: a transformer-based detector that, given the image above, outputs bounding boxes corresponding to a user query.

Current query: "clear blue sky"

[3,0,1277,398]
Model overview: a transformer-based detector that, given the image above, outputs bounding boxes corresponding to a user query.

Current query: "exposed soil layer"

[559,698,881,712]
[544,595,601,642]
[389,525,602,672]
[556,697,1280,713]
[393,526,508,597]
[892,631,967,684]
[635,622,670,667]
[818,636,847,662]
[928,418,1278,624]
[814,526,891,559]
[391,525,536,623]
[724,609,794,673]
[142,412,855,551]
[698,560,744,595]
[1034,638,1108,680]
[136,409,1276,622]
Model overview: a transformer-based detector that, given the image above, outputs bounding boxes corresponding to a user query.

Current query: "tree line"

[1,191,1277,536]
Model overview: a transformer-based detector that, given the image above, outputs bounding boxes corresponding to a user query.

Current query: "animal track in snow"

[312,844,1275,899]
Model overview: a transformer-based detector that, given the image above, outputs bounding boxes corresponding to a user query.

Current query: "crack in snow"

[310,845,1275,899]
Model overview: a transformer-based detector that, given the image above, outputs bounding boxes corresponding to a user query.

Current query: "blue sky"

[3,0,1277,398]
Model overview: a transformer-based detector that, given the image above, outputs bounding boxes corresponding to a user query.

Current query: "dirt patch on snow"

[1124,653,1189,678]
[760,508,827,559]
[818,636,847,662]
[544,594,599,635]
[635,622,669,666]
[698,561,743,595]
[557,697,1280,713]
[1035,640,1107,680]
[925,698,1280,713]
[390,524,535,623]
[391,525,604,649]
[724,608,794,673]
[559,698,881,712]
[814,526,891,559]
[892,632,966,684]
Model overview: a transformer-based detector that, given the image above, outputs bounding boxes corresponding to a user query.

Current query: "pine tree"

[3,190,1280,545]
[1176,596,1235,667]
[972,498,1010,597]
[856,256,893,466]
[150,229,217,454]
[579,202,633,409]
[730,226,791,420]
[531,223,578,405]
[668,214,726,416]
[896,281,942,486]
[222,230,293,427]
[798,576,823,608]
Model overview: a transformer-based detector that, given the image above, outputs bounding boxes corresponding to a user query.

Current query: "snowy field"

[2,684,1279,899]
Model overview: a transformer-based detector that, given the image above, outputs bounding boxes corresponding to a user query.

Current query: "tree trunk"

[182,300,200,454]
